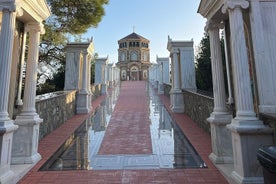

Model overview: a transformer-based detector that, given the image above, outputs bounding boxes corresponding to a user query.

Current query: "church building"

[116,32,151,81]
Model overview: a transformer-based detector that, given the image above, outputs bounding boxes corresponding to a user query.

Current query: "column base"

[77,92,91,114]
[12,153,41,165]
[12,114,42,164]
[209,153,233,164]
[0,169,14,184]
[227,118,273,184]
[158,83,164,94]
[0,119,18,184]
[208,112,233,164]
[101,84,107,95]
[231,171,264,184]
[170,90,184,113]
[153,81,158,89]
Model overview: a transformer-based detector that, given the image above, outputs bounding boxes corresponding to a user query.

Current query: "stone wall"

[163,83,214,134]
[183,90,213,133]
[36,90,77,140]
[36,84,102,140]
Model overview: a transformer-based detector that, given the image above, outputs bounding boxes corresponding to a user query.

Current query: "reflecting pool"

[40,83,206,171]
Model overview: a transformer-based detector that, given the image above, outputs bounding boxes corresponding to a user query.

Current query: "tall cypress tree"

[195,32,212,92]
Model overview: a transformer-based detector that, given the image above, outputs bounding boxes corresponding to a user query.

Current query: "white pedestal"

[101,84,107,95]
[0,120,18,183]
[158,83,164,94]
[227,119,273,184]
[12,114,42,164]
[208,112,233,164]
[170,90,184,113]
[77,92,91,114]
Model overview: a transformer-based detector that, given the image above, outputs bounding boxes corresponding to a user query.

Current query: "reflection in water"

[40,83,206,171]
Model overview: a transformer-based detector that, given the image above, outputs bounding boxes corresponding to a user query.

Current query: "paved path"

[18,81,228,184]
[99,81,152,155]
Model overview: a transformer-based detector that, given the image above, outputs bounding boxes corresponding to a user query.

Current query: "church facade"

[116,32,151,81]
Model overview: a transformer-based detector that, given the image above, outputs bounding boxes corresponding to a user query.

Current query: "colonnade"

[149,38,197,113]
[0,1,50,183]
[94,57,120,95]
[198,0,275,183]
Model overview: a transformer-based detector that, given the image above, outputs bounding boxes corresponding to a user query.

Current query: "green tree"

[37,0,108,94]
[195,32,227,95]
[195,32,212,92]
[47,0,108,34]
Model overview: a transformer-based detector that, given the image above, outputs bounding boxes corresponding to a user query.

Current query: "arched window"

[131,51,138,61]
[144,52,148,61]
[120,52,126,61]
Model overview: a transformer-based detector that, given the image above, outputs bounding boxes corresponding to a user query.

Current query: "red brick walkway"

[18,81,228,184]
[99,81,152,155]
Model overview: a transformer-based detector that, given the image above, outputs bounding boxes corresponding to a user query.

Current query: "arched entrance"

[130,65,139,80]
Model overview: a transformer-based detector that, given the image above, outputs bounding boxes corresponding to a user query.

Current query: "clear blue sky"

[83,0,205,63]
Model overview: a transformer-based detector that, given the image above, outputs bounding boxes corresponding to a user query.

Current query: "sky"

[83,0,206,64]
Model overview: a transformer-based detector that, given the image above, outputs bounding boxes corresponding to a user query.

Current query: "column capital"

[171,48,179,54]
[25,22,45,34]
[222,0,249,14]
[205,20,224,32]
[0,1,22,12]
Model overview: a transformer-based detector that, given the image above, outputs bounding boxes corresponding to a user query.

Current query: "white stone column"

[77,51,91,114]
[12,22,44,164]
[170,49,184,113]
[16,28,27,106]
[223,25,234,104]
[172,51,181,91]
[87,54,93,110]
[0,7,18,183]
[222,1,273,183]
[157,62,164,94]
[101,64,107,95]
[206,20,233,164]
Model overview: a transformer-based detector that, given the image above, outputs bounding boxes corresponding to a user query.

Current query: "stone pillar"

[77,51,91,114]
[206,20,233,164]
[222,1,273,183]
[102,64,107,94]
[223,25,234,104]
[249,1,276,113]
[157,62,164,94]
[16,28,27,106]
[0,7,18,183]
[179,42,197,91]
[12,22,44,164]
[87,54,93,110]
[169,49,184,113]
[95,58,108,95]
[64,49,81,91]
[107,63,113,88]
[162,58,170,84]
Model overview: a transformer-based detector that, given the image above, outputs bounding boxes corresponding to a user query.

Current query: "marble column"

[16,28,27,106]
[223,25,234,104]
[170,49,184,113]
[12,22,44,164]
[77,51,91,114]
[158,63,164,94]
[222,1,273,183]
[0,7,18,183]
[206,20,233,164]
[87,54,93,111]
